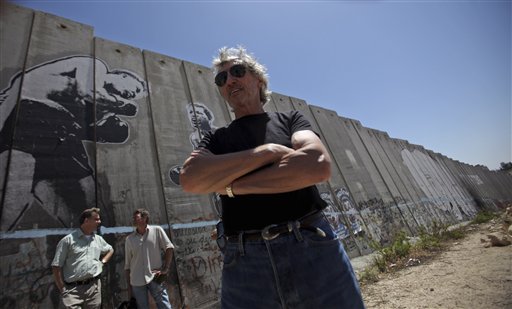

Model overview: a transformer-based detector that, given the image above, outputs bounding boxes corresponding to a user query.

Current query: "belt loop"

[238,231,245,256]
[289,221,303,242]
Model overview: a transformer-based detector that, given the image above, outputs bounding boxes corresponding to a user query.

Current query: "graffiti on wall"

[319,189,372,256]
[168,102,217,186]
[334,188,364,235]
[172,225,222,308]
[0,237,58,308]
[320,192,350,239]
[0,55,147,230]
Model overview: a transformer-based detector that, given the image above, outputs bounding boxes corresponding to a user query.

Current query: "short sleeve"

[51,236,69,267]
[98,235,113,254]
[157,226,174,250]
[289,110,314,134]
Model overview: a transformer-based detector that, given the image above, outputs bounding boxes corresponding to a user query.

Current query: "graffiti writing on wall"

[0,55,147,230]
[172,225,222,307]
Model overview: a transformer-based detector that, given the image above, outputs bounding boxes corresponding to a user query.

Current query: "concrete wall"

[1,3,511,308]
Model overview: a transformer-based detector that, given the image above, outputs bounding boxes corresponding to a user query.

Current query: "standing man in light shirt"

[52,207,114,309]
[125,208,174,309]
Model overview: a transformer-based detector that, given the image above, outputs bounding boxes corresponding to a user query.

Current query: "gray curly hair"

[212,46,271,104]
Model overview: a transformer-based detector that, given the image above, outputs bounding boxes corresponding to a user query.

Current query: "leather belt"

[226,210,326,242]
[64,275,99,286]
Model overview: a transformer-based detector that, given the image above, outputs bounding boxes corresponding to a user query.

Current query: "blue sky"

[13,0,511,170]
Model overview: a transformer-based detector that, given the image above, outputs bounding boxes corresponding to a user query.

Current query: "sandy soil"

[359,219,512,309]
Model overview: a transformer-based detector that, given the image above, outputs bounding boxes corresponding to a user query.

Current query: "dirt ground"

[357,217,512,309]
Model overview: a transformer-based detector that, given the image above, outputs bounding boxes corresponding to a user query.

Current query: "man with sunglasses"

[180,46,365,309]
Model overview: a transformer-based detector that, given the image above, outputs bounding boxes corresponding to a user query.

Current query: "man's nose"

[226,73,238,84]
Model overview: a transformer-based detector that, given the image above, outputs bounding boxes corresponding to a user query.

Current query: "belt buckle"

[261,224,280,240]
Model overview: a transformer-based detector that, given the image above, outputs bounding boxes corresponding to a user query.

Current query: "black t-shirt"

[199,111,326,235]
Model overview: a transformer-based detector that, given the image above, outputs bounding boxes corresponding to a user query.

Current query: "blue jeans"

[131,280,172,309]
[221,214,366,309]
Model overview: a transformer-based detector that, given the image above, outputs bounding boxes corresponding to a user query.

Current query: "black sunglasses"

[214,64,247,87]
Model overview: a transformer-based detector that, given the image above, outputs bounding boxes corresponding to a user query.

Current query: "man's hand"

[265,143,294,157]
[188,148,215,158]
[152,268,168,276]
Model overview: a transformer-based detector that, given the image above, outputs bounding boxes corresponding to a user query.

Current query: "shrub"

[369,231,411,272]
[416,226,441,250]
[361,224,467,285]
[358,266,379,284]
[442,228,465,240]
[471,211,497,224]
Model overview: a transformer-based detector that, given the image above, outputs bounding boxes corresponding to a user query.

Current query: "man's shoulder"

[67,229,81,239]
[57,230,78,245]
[149,225,170,239]
[209,125,227,136]
[271,110,302,118]
[149,225,165,232]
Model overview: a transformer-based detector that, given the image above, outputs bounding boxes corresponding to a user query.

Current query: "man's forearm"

[229,146,331,195]
[226,130,331,195]
[52,266,65,293]
[180,143,291,193]
[101,249,114,264]
[163,248,173,271]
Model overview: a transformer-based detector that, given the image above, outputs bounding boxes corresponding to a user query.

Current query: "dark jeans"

[221,214,366,309]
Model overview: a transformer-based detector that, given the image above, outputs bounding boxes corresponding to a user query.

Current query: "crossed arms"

[180,130,331,196]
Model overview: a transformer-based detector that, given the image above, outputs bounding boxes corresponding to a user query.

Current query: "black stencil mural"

[0,55,147,230]
[187,102,216,149]
[169,102,217,186]
[168,165,183,187]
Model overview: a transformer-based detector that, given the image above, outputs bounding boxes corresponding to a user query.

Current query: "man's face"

[132,213,147,227]
[85,212,101,230]
[217,62,261,110]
